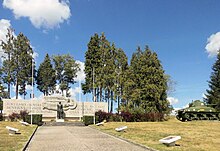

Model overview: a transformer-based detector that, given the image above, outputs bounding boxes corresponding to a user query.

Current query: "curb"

[89,126,158,151]
[22,125,39,151]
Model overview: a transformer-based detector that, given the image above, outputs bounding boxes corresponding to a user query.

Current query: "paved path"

[26,124,149,151]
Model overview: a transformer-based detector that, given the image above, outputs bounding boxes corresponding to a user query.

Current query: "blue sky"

[1,0,220,109]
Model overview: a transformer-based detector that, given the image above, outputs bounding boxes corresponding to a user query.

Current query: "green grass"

[92,118,220,151]
[0,121,37,151]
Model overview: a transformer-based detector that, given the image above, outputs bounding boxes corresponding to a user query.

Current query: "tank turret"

[176,100,220,122]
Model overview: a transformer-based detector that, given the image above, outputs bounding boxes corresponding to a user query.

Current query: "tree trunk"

[16,79,19,99]
[99,87,102,102]
[7,83,10,99]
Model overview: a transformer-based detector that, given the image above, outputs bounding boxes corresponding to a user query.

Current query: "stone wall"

[3,97,108,119]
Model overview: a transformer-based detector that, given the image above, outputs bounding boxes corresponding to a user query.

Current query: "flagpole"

[31,57,34,125]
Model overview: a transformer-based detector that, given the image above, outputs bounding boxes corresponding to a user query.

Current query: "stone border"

[89,126,158,151]
[22,125,39,151]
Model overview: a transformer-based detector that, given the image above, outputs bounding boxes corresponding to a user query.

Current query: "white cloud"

[3,0,71,29]
[75,60,85,82]
[167,97,179,105]
[0,19,12,60]
[205,32,220,57]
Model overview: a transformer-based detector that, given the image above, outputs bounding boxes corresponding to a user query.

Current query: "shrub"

[95,110,114,122]
[83,116,97,126]
[121,111,134,122]
[110,113,121,122]
[24,114,43,126]
[0,113,3,121]
[8,112,20,121]
[20,110,29,121]
[95,110,164,122]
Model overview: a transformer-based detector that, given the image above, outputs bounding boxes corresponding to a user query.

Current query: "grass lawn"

[92,118,220,151]
[0,121,37,151]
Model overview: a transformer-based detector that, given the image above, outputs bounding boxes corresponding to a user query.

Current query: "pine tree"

[113,48,128,112]
[36,54,56,96]
[123,46,171,113]
[205,51,220,110]
[0,28,15,98]
[12,33,33,99]
[82,33,101,102]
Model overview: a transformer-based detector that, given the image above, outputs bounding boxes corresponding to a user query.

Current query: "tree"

[12,33,33,99]
[36,54,56,96]
[83,33,102,102]
[123,46,171,114]
[83,33,129,113]
[205,51,220,111]
[53,54,79,97]
[114,48,128,112]
[0,28,15,98]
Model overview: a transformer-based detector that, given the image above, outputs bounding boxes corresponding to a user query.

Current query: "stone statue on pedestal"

[57,102,64,119]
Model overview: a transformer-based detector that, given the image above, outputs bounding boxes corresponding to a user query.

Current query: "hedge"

[24,114,43,126]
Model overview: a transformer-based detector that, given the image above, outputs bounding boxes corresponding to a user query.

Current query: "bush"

[95,110,164,122]
[24,114,43,126]
[0,113,3,121]
[121,111,134,122]
[95,110,117,122]
[8,112,20,121]
[20,110,29,121]
[83,116,97,126]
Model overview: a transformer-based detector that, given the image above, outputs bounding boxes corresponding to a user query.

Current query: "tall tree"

[83,33,129,113]
[123,46,171,113]
[0,28,15,98]
[205,51,220,110]
[36,54,56,96]
[53,54,79,97]
[114,48,128,112]
[83,33,101,102]
[12,33,33,99]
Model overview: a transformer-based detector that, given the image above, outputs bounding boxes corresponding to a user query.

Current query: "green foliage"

[36,54,56,96]
[24,114,43,125]
[82,116,97,126]
[83,33,128,113]
[53,54,79,97]
[0,28,15,98]
[0,113,3,121]
[123,46,171,114]
[205,51,220,111]
[0,99,3,111]
[12,33,34,99]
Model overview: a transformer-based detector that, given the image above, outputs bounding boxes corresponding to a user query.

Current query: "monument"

[3,95,108,121]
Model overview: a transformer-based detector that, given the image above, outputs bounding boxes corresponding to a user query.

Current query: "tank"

[176,100,220,122]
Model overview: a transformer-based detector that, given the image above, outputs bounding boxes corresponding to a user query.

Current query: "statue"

[57,102,64,119]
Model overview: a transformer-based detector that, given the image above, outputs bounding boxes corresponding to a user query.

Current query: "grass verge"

[91,118,220,151]
[0,121,37,151]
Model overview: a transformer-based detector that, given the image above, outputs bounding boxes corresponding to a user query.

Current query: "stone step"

[43,121,85,127]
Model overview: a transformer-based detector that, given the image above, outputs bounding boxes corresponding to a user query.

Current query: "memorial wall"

[3,96,108,118]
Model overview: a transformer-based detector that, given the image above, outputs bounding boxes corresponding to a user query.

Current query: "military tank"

[176,100,220,122]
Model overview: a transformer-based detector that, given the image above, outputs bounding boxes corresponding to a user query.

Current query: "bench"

[6,126,19,135]
[115,126,127,132]
[96,122,104,126]
[159,136,181,147]
[20,121,29,126]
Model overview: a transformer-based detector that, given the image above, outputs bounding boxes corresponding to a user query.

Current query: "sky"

[1,0,220,110]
